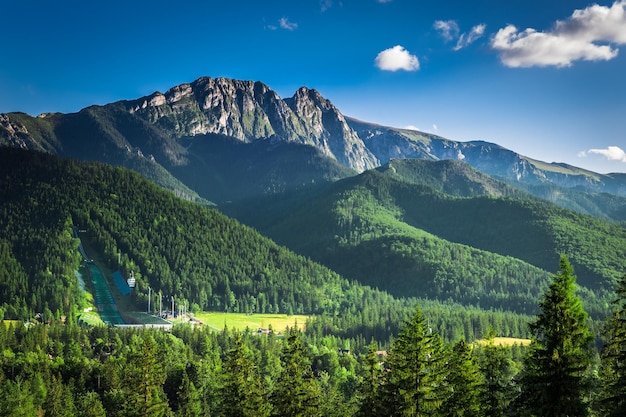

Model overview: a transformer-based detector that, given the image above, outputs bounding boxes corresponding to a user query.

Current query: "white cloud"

[434,20,486,50]
[404,125,420,131]
[492,0,626,67]
[432,124,438,132]
[375,45,420,71]
[434,20,460,42]
[279,18,298,31]
[454,24,486,51]
[579,146,626,162]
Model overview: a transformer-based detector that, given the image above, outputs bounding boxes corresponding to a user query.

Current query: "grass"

[476,337,531,347]
[79,310,105,326]
[193,312,310,333]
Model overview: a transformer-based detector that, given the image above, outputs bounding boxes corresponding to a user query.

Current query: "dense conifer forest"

[2,148,626,415]
[1,258,626,416]
[0,148,534,341]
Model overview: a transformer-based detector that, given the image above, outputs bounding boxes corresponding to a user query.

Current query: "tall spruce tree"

[443,340,481,417]
[477,335,517,417]
[356,341,386,417]
[122,335,171,417]
[385,307,448,417]
[597,273,626,416]
[517,255,593,417]
[271,329,321,417]
[219,333,270,417]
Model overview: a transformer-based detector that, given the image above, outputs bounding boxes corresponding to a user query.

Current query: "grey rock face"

[127,77,378,172]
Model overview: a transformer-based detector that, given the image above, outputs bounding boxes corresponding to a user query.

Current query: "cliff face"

[126,77,378,172]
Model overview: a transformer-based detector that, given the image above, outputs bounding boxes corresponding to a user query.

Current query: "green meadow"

[192,312,309,332]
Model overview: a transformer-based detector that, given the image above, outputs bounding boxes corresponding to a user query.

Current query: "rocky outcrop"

[284,87,378,172]
[127,77,378,172]
[0,114,32,148]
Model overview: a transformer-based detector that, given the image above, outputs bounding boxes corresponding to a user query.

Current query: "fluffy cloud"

[434,20,485,50]
[279,18,298,31]
[492,1,626,67]
[579,146,626,162]
[375,45,420,71]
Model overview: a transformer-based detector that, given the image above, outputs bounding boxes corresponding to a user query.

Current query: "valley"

[1,76,625,416]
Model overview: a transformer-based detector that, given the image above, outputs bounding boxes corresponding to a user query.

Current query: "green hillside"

[0,147,540,342]
[263,159,625,318]
[0,147,348,317]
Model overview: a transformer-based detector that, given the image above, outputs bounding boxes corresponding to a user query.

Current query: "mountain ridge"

[2,75,626,220]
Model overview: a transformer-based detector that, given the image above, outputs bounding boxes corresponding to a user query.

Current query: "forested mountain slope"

[263,159,626,318]
[0,147,537,342]
[0,147,362,319]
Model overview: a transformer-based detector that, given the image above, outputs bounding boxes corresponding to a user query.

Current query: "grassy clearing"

[193,312,309,333]
[476,337,531,347]
[79,310,105,326]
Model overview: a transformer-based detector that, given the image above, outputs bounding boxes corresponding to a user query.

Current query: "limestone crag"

[128,77,378,172]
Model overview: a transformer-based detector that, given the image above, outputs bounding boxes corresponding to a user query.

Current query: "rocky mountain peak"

[124,76,377,172]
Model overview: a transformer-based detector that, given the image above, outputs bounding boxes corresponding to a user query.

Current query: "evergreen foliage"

[517,255,594,417]
[271,330,321,417]
[264,163,625,319]
[443,340,482,417]
[385,307,449,416]
[220,333,270,417]
[597,273,626,416]
[476,335,517,417]
[4,147,626,416]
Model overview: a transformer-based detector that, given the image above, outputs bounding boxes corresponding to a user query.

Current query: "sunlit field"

[192,312,309,333]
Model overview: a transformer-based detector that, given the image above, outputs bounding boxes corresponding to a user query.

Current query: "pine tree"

[355,341,386,417]
[271,329,321,417]
[43,373,76,417]
[74,392,106,417]
[176,369,202,417]
[477,335,516,417]
[0,376,37,417]
[385,307,448,417]
[220,333,270,417]
[122,335,171,417]
[517,255,593,417]
[597,273,626,416]
[443,340,481,417]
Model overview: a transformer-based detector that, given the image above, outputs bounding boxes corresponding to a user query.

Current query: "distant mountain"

[348,118,626,219]
[2,76,625,221]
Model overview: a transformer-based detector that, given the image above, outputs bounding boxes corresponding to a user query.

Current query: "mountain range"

[2,76,626,216]
[1,75,625,323]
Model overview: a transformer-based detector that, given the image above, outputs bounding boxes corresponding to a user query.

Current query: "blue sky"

[1,0,625,173]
